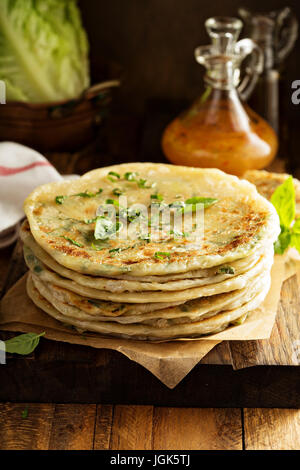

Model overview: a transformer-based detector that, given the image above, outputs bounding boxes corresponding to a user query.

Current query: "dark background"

[79,0,300,114]
[75,0,300,171]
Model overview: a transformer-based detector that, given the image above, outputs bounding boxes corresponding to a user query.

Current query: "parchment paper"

[0,254,289,388]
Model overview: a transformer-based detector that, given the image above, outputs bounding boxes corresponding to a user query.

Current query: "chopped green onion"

[61,236,83,247]
[105,198,119,206]
[55,195,66,204]
[107,171,120,182]
[84,217,97,224]
[137,178,151,188]
[91,242,106,251]
[151,193,163,201]
[154,251,171,260]
[184,197,218,211]
[124,171,138,181]
[218,265,235,275]
[113,188,123,196]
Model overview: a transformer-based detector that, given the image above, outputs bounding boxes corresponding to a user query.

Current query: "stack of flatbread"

[21,163,280,341]
[244,169,300,217]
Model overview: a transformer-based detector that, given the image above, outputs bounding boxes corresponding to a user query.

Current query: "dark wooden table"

[1,113,300,450]
[0,244,300,450]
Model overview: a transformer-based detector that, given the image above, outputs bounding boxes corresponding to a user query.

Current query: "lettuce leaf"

[0,0,90,102]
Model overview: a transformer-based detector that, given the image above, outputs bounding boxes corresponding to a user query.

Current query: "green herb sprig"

[184,197,218,212]
[55,189,102,204]
[0,332,45,355]
[271,176,300,254]
[21,406,29,419]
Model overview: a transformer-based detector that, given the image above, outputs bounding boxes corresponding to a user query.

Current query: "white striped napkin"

[0,142,63,248]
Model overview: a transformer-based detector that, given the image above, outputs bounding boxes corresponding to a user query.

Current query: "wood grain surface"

[1,404,300,450]
[229,273,300,369]
[243,408,300,450]
[152,407,242,450]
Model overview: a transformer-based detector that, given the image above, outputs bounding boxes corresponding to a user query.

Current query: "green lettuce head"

[0,0,90,103]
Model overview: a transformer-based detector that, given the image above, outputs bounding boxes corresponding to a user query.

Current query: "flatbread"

[31,270,269,326]
[22,240,261,293]
[27,274,271,341]
[21,219,261,288]
[24,163,280,276]
[243,169,300,216]
[24,246,273,303]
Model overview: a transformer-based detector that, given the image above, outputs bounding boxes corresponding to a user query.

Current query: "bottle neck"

[203,57,238,90]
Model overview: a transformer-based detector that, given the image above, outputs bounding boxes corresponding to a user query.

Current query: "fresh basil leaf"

[293,217,300,234]
[21,406,29,419]
[0,332,45,355]
[274,226,292,255]
[291,232,300,253]
[271,176,295,227]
